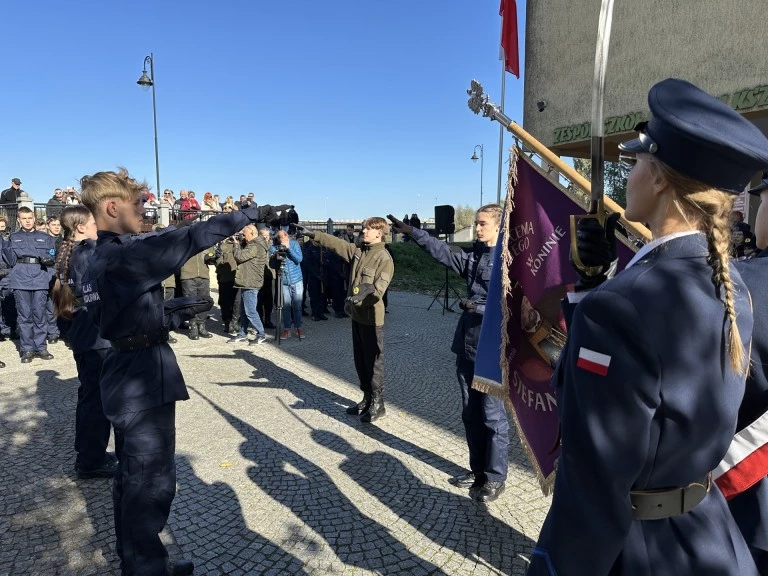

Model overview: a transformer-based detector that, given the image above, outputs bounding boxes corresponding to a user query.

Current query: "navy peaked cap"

[619,78,768,194]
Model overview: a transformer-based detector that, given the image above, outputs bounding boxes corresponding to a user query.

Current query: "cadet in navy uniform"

[79,169,283,576]
[726,173,768,573]
[388,205,510,503]
[527,79,767,575]
[51,206,116,479]
[1,206,56,363]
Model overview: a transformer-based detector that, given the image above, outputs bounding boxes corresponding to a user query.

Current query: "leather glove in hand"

[295,225,315,239]
[40,257,55,267]
[458,299,477,313]
[570,212,620,291]
[387,214,413,236]
[345,283,375,304]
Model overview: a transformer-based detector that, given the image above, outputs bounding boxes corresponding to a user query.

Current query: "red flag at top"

[500,0,519,78]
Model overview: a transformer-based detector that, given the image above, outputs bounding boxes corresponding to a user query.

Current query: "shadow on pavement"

[195,350,468,481]
[173,454,311,575]
[312,429,534,574]
[0,369,118,575]
[190,386,447,575]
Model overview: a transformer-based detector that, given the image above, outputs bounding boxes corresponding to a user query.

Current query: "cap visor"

[618,138,649,154]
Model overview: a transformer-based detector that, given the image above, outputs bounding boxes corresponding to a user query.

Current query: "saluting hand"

[387,214,413,235]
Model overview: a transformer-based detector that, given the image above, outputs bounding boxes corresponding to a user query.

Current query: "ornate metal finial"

[467,80,510,126]
[467,80,489,115]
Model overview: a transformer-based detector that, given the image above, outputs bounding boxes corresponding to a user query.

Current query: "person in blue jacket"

[527,78,767,575]
[726,172,768,573]
[79,168,284,576]
[51,205,116,479]
[389,205,510,503]
[2,206,56,363]
[269,228,304,339]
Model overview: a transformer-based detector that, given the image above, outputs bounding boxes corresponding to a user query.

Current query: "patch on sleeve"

[576,347,611,376]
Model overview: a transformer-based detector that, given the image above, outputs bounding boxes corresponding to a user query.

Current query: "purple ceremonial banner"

[472,148,637,494]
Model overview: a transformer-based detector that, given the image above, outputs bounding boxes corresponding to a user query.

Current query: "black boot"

[198,321,213,339]
[361,393,385,423]
[346,393,371,415]
[188,323,199,341]
[0,359,5,368]
[167,558,195,575]
[20,351,34,364]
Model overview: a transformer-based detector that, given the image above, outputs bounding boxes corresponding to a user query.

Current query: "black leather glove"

[295,225,315,239]
[40,257,55,267]
[570,212,620,291]
[387,214,413,236]
[346,283,375,303]
[458,298,477,313]
[164,296,214,330]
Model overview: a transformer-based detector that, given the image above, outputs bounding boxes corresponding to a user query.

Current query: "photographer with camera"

[269,229,304,339]
[297,217,394,423]
[229,224,269,344]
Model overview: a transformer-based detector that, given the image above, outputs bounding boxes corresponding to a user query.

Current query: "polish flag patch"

[576,347,611,376]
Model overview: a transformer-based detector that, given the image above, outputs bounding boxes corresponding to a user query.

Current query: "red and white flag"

[576,347,611,376]
[500,0,520,78]
[714,410,768,500]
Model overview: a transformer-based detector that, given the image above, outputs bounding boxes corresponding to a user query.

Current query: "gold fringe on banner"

[471,146,557,495]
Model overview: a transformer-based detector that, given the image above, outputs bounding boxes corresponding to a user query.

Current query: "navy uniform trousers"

[46,297,60,339]
[73,349,111,470]
[0,289,16,335]
[15,289,49,352]
[111,402,176,575]
[456,356,510,483]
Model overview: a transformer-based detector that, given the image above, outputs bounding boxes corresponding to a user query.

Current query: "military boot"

[361,393,385,423]
[198,321,213,339]
[346,393,371,415]
[188,323,199,341]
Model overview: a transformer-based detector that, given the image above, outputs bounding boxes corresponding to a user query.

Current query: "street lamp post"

[471,144,484,207]
[137,54,160,199]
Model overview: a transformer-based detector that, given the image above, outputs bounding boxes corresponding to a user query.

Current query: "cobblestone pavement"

[0,290,551,576]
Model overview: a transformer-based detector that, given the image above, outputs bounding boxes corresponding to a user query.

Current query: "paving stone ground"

[0,290,552,576]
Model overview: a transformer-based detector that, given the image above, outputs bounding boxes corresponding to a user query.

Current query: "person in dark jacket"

[229,224,269,344]
[2,206,57,363]
[79,168,282,576]
[389,206,508,502]
[215,236,240,334]
[304,239,327,321]
[51,205,116,478]
[727,173,768,573]
[0,178,23,204]
[46,188,67,219]
[527,78,762,576]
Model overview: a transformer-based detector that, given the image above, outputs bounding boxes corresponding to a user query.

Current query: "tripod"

[273,258,286,345]
[428,266,462,315]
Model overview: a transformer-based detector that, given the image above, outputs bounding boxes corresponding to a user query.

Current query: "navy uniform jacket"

[2,229,56,290]
[84,212,250,418]
[730,249,768,562]
[410,228,493,362]
[66,240,111,355]
[529,234,757,576]
[0,238,10,292]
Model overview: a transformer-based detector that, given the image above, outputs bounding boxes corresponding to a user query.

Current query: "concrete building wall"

[523,0,768,158]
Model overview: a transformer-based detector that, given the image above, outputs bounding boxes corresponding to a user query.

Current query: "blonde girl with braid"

[51,205,116,479]
[529,79,768,576]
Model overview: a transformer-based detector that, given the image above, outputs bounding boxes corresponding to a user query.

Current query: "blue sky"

[2,0,525,220]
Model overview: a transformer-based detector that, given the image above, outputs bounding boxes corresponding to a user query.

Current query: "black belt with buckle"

[110,328,169,352]
[17,257,41,264]
[630,473,711,520]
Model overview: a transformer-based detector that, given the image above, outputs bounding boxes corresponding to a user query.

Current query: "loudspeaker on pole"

[434,205,455,235]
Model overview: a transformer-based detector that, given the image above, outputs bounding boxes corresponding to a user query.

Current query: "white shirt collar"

[625,230,702,269]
